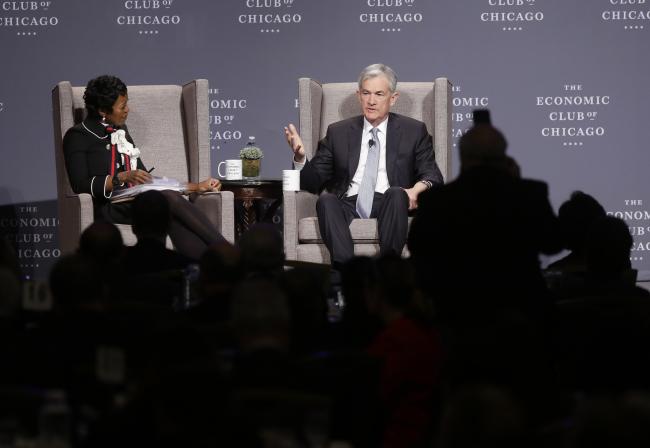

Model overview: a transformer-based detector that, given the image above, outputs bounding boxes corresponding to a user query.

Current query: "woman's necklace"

[82,121,109,140]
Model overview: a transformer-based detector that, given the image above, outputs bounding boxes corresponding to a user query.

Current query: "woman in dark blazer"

[63,75,225,260]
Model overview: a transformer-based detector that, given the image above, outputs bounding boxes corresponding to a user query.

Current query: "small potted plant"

[240,137,263,178]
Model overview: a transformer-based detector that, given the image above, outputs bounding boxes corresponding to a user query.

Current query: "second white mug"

[282,169,300,191]
[217,159,243,180]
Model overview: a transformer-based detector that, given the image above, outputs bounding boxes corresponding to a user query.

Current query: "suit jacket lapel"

[386,113,401,184]
[347,116,364,182]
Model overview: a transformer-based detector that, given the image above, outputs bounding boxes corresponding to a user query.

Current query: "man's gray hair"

[358,63,398,92]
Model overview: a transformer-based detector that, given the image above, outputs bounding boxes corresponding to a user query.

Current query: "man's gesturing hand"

[284,123,305,163]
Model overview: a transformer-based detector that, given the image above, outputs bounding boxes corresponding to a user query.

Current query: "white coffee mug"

[217,159,243,180]
[282,169,300,191]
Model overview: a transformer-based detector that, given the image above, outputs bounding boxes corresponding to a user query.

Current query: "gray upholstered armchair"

[283,77,452,264]
[52,79,235,254]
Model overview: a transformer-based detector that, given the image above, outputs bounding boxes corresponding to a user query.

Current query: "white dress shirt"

[347,117,389,197]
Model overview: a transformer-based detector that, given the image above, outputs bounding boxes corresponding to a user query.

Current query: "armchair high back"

[283,77,452,263]
[52,79,234,253]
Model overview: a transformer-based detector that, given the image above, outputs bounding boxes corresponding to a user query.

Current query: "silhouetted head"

[132,190,171,241]
[586,215,633,277]
[80,221,124,264]
[49,253,104,310]
[558,191,606,253]
[238,223,284,276]
[459,124,508,170]
[199,241,243,302]
[230,277,290,352]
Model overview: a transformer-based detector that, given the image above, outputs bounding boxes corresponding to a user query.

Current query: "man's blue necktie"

[356,127,380,219]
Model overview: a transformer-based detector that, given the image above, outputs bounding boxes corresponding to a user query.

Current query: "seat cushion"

[298,218,378,243]
[298,217,413,243]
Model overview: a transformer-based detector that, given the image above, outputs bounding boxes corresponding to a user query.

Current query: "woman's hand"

[119,169,152,185]
[195,177,221,192]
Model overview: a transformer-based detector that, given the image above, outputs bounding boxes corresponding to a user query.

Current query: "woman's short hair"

[83,75,127,119]
[358,63,397,93]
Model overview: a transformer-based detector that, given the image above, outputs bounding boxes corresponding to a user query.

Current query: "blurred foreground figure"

[409,120,562,319]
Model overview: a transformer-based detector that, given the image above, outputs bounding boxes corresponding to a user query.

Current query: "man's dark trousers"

[316,186,409,266]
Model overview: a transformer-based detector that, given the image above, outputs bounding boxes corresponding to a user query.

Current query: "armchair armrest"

[191,191,235,244]
[283,190,318,261]
[58,192,94,254]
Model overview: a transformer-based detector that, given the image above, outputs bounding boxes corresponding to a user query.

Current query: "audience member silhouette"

[225,278,333,448]
[191,241,243,323]
[546,191,606,274]
[123,190,192,276]
[0,235,22,285]
[364,254,444,448]
[0,237,21,317]
[408,122,562,319]
[227,277,299,391]
[0,267,20,317]
[439,385,528,448]
[278,263,329,355]
[49,253,105,311]
[572,393,650,448]
[552,215,645,300]
[79,221,124,267]
[584,215,640,291]
[0,238,22,384]
[237,223,284,278]
[338,256,384,348]
[79,221,125,299]
[553,216,650,391]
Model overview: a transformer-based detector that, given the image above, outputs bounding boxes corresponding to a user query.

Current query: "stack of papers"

[111,176,187,202]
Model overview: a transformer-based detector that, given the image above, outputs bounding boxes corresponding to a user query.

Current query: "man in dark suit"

[284,64,443,268]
